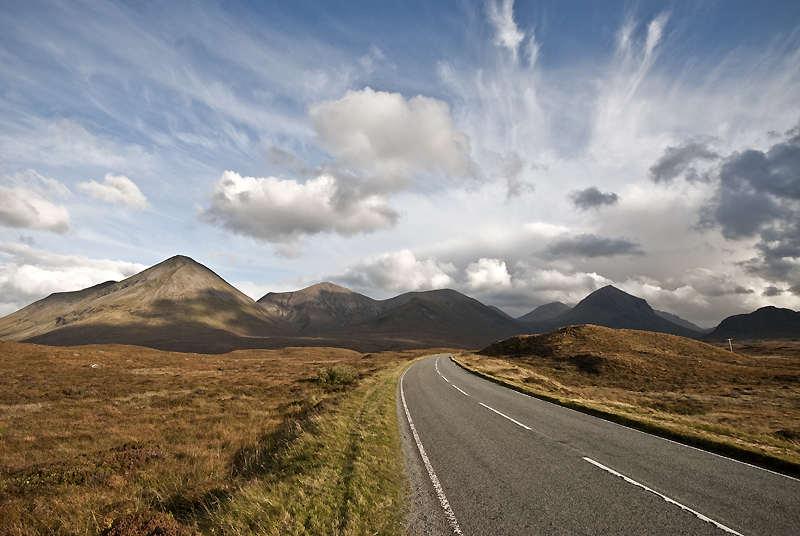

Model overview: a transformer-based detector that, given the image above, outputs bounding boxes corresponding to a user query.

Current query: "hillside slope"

[344,289,526,349]
[258,282,384,332]
[480,324,751,388]
[0,256,294,352]
[705,306,800,340]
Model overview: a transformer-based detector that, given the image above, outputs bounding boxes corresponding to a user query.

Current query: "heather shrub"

[317,364,358,385]
[104,510,197,536]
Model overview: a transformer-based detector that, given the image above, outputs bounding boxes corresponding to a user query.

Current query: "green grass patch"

[317,364,359,386]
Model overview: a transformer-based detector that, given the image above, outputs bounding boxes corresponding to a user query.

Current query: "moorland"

[0,340,453,535]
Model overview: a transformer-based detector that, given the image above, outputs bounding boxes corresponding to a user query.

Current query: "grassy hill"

[460,325,800,474]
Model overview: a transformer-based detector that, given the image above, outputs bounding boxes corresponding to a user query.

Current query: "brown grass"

[456,325,800,474]
[0,340,442,534]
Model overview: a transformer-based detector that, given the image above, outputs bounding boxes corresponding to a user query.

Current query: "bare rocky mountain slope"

[0,255,295,352]
[516,301,571,326]
[342,289,526,350]
[258,282,385,332]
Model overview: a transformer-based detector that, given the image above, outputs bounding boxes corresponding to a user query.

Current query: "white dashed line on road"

[583,457,743,535]
[452,384,469,396]
[479,402,532,430]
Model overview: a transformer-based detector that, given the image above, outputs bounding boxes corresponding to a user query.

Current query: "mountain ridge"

[258,282,384,332]
[521,285,702,339]
[0,255,295,350]
[705,306,800,340]
[1,256,796,352]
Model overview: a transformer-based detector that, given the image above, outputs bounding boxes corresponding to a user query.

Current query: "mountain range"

[0,255,795,353]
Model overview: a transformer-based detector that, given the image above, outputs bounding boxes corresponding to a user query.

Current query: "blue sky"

[1,0,799,327]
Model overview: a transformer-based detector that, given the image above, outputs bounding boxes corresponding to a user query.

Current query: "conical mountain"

[525,285,700,338]
[258,282,384,332]
[0,255,294,352]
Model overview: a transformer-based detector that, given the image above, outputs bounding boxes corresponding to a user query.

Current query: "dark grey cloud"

[485,150,534,200]
[707,127,800,285]
[762,286,782,297]
[648,141,719,183]
[546,233,644,259]
[656,123,800,291]
[570,187,619,210]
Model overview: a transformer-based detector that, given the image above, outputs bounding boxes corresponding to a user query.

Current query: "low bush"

[317,364,358,386]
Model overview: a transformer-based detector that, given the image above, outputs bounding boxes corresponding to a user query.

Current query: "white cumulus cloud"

[78,173,150,210]
[310,87,476,181]
[331,249,456,293]
[0,171,71,234]
[202,88,477,248]
[199,170,397,245]
[464,258,512,292]
[0,242,147,315]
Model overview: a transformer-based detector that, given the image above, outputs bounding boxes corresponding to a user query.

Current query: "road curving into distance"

[398,354,800,535]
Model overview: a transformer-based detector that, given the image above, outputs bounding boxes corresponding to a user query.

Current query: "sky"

[1,0,800,328]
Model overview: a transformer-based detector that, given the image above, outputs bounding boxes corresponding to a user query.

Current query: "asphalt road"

[398,354,800,535]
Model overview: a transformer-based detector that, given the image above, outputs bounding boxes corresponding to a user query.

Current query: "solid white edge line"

[450,357,799,483]
[401,361,465,535]
[583,457,743,535]
[479,402,532,430]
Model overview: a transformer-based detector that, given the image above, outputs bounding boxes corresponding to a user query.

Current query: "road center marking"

[452,384,469,396]
[479,402,532,430]
[401,363,465,535]
[435,355,450,382]
[583,457,743,535]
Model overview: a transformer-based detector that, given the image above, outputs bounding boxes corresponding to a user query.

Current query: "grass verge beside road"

[200,357,412,534]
